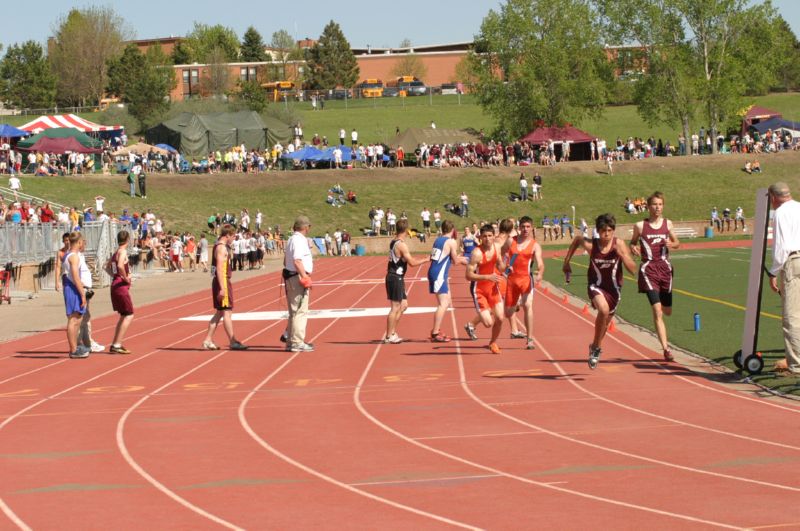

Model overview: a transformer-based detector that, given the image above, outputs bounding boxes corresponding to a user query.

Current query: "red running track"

[1,255,799,530]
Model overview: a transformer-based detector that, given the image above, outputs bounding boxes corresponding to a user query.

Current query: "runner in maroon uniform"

[563,214,637,369]
[202,224,248,351]
[109,231,134,355]
[630,192,681,361]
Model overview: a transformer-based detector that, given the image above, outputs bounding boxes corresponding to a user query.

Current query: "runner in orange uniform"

[504,216,544,350]
[465,224,506,354]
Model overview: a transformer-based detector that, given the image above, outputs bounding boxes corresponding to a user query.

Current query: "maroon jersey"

[587,237,623,313]
[637,219,674,294]
[638,219,670,262]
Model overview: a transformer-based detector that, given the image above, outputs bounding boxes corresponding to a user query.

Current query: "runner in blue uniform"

[461,226,477,262]
[427,219,467,342]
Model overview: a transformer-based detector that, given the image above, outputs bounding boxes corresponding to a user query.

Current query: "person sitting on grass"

[752,160,762,173]
[347,190,358,203]
[744,160,752,174]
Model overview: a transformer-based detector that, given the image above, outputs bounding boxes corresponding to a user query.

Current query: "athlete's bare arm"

[215,244,227,287]
[562,234,591,276]
[532,242,544,284]
[465,248,484,282]
[448,238,468,265]
[397,240,427,268]
[630,221,644,256]
[616,239,639,275]
[666,219,681,250]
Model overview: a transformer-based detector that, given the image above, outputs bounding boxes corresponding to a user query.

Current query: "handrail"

[0,186,68,211]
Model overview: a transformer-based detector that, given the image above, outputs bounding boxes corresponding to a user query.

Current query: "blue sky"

[2,0,799,52]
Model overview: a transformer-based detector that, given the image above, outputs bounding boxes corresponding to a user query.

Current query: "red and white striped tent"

[19,114,124,134]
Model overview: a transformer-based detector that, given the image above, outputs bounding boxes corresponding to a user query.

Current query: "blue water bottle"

[693,312,701,332]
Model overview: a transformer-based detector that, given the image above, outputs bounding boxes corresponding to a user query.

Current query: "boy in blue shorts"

[427,219,467,342]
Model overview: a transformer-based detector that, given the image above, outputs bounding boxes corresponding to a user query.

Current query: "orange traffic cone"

[562,294,569,304]
[608,320,617,333]
[581,304,590,315]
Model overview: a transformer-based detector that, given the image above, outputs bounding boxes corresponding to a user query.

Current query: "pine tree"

[0,41,56,109]
[241,26,267,62]
[306,21,359,89]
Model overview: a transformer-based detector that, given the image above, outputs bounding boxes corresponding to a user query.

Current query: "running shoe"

[526,338,536,350]
[90,342,105,353]
[510,331,527,339]
[464,323,478,341]
[663,348,674,362]
[384,333,404,344]
[69,345,90,359]
[588,345,601,370]
[279,333,289,343]
[109,345,131,355]
[489,343,502,355]
[202,340,219,351]
[431,332,451,343]
[230,341,249,351]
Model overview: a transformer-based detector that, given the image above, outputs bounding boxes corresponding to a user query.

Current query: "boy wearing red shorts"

[465,224,506,354]
[504,216,544,350]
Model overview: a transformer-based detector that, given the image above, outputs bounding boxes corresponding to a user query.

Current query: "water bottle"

[693,312,701,332]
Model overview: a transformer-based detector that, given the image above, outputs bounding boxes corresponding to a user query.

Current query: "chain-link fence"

[271,84,476,111]
[0,220,133,292]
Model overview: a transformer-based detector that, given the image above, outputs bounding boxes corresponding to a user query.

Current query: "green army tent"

[16,127,103,149]
[145,111,291,159]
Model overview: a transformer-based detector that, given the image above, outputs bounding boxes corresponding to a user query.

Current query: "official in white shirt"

[768,182,800,374]
[283,216,314,352]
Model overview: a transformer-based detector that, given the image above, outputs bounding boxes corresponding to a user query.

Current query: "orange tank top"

[508,237,535,277]
[477,245,498,291]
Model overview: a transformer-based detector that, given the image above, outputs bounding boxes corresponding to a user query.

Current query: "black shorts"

[386,274,407,302]
[423,220,431,228]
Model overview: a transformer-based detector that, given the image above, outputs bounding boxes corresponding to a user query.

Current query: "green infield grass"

[14,150,800,238]
[544,246,800,396]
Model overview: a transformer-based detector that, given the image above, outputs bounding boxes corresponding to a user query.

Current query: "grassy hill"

[15,150,800,236]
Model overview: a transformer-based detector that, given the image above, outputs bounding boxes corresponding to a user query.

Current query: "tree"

[597,0,787,153]
[49,6,132,106]
[390,54,428,81]
[200,47,232,97]
[106,44,147,100]
[241,26,267,62]
[470,0,611,139]
[180,22,240,63]
[106,42,174,129]
[306,21,359,89]
[453,55,478,86]
[0,41,57,109]
[399,38,412,48]
[234,80,269,112]
[171,40,193,65]
[764,15,800,92]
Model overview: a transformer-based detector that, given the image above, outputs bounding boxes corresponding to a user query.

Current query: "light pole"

[571,205,576,237]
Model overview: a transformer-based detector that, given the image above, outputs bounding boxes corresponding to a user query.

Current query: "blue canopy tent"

[155,143,178,153]
[282,146,324,160]
[750,116,800,135]
[313,146,354,162]
[0,124,29,138]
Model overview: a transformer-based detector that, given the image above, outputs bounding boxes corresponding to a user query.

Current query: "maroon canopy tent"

[520,125,596,161]
[18,136,102,154]
[741,106,782,136]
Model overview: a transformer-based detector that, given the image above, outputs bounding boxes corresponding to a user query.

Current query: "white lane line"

[350,313,740,528]
[0,259,358,530]
[350,474,501,487]
[179,306,447,322]
[414,431,541,441]
[114,261,367,530]
[238,270,480,530]
[539,287,800,416]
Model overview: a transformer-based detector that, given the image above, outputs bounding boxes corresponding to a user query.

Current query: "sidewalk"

[0,262,283,343]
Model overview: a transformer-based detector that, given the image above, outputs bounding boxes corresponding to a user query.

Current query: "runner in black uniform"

[384,219,428,344]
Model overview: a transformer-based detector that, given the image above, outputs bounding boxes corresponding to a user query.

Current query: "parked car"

[441,83,461,95]
[398,80,427,96]
[328,88,353,100]
[383,86,400,97]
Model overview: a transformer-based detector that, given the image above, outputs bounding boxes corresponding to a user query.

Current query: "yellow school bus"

[356,78,383,98]
[262,81,295,101]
